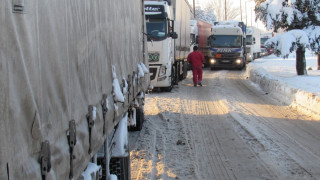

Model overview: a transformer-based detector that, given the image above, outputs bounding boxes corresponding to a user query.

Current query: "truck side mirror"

[171,32,178,39]
[207,35,214,45]
[196,36,199,44]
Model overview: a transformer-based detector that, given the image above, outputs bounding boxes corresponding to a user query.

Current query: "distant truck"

[190,19,213,67]
[261,32,274,55]
[208,21,247,70]
[145,0,191,91]
[0,0,149,179]
[246,27,261,62]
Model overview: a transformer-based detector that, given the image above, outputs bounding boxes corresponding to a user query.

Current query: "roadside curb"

[246,66,320,119]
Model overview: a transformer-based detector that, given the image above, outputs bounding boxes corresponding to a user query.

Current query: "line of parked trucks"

[1,0,274,179]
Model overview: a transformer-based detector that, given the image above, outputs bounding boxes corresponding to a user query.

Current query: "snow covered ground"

[130,51,320,180]
[247,51,320,119]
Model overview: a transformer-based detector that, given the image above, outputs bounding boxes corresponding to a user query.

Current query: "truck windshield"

[246,35,253,45]
[261,38,269,48]
[209,35,242,48]
[146,18,167,41]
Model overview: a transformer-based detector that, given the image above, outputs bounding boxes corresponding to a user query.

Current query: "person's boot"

[198,82,202,86]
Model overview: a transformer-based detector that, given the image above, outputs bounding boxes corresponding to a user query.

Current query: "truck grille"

[149,67,157,80]
[215,53,240,59]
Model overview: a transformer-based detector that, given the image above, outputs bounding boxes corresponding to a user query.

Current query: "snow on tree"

[265,30,309,58]
[305,25,320,69]
[256,0,320,75]
[195,6,217,24]
[254,0,266,6]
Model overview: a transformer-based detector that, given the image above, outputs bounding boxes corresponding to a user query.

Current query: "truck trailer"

[145,0,191,91]
[190,19,213,67]
[0,0,149,179]
[208,21,247,70]
[246,27,261,62]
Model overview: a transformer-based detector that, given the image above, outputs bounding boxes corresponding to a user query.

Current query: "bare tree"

[253,0,266,6]
[207,0,241,21]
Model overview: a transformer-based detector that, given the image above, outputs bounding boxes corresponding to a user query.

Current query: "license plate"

[222,60,230,63]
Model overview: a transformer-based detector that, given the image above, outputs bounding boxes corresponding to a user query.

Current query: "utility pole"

[251,7,253,26]
[225,0,227,20]
[193,0,195,18]
[245,1,248,25]
[240,0,243,21]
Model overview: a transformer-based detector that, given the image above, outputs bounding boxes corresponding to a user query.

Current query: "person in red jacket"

[187,46,205,87]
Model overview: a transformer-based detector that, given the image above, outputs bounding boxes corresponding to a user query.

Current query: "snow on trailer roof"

[213,20,246,33]
[214,20,243,26]
[212,24,242,29]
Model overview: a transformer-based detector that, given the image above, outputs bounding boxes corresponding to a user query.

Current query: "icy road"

[130,69,320,180]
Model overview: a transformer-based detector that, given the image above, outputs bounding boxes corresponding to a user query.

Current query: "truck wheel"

[128,107,144,131]
[134,107,145,131]
[109,155,130,180]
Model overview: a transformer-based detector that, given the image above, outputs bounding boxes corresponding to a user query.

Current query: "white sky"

[188,0,267,32]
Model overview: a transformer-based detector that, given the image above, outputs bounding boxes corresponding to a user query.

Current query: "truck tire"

[136,106,145,130]
[109,155,130,180]
[128,107,145,131]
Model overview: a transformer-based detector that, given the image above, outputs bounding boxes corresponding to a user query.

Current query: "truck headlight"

[210,58,216,64]
[158,65,166,77]
[236,59,242,64]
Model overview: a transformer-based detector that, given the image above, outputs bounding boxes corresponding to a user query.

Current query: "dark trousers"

[192,66,202,85]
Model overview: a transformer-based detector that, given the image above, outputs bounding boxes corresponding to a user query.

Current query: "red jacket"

[187,50,204,67]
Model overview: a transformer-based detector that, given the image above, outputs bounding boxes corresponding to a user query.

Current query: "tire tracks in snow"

[221,70,320,179]
[130,94,198,179]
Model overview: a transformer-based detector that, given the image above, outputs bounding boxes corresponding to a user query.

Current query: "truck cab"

[145,0,190,91]
[208,21,247,70]
[145,0,177,91]
[246,27,261,62]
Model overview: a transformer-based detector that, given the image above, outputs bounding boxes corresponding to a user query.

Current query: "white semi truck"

[0,0,149,179]
[208,21,247,70]
[246,27,261,62]
[145,0,191,91]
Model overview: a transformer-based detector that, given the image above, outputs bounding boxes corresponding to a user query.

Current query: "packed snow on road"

[129,52,320,180]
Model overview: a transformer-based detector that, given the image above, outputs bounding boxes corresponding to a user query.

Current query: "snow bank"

[247,55,320,119]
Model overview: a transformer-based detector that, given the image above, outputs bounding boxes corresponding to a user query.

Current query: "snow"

[140,62,149,74]
[138,63,149,78]
[112,113,129,157]
[112,66,125,103]
[247,51,320,117]
[128,108,137,126]
[266,30,309,58]
[109,174,118,180]
[81,162,101,180]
